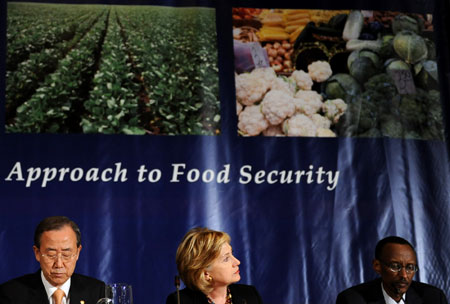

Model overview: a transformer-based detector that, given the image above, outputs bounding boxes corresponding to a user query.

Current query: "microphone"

[175,275,181,304]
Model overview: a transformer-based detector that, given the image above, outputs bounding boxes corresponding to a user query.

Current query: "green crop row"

[5,10,107,122]
[6,4,221,135]
[7,11,109,133]
[117,6,220,135]
[81,9,145,135]
[6,3,103,72]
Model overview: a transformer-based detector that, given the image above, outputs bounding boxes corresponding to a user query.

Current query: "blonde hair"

[176,227,231,294]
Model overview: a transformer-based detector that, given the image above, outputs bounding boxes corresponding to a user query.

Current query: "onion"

[277,48,286,56]
[272,64,282,72]
[268,49,278,57]
[282,42,291,50]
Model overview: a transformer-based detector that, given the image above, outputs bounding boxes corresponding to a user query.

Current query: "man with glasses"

[0,216,105,304]
[336,236,448,304]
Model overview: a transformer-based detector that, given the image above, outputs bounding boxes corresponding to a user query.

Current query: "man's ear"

[372,259,381,275]
[33,245,41,262]
[75,245,82,261]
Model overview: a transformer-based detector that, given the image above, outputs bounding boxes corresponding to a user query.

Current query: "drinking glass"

[96,283,133,304]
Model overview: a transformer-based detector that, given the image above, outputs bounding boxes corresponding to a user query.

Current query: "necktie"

[52,288,65,304]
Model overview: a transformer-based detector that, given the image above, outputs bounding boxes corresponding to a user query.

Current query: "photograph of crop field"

[5,2,220,135]
[233,8,444,140]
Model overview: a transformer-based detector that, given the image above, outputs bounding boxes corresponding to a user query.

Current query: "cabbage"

[385,58,410,72]
[391,15,423,35]
[324,73,362,100]
[414,60,439,90]
[347,49,381,83]
[393,31,428,64]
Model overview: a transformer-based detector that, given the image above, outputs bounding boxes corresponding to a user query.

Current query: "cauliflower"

[310,113,331,129]
[283,114,317,137]
[251,67,278,84]
[293,90,323,116]
[261,90,296,125]
[270,77,296,96]
[263,124,285,136]
[295,90,323,102]
[308,60,333,82]
[235,72,270,106]
[238,105,269,136]
[322,98,347,124]
[316,128,336,137]
[236,101,243,115]
[290,70,313,90]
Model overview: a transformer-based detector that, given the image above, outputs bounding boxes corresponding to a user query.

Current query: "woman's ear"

[204,270,212,281]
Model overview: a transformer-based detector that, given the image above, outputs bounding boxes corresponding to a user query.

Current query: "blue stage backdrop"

[1,0,450,303]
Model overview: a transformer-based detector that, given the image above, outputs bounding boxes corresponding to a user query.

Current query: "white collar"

[41,271,71,302]
[381,281,406,304]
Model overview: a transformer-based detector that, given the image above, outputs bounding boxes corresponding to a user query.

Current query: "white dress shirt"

[41,271,71,304]
[381,282,406,304]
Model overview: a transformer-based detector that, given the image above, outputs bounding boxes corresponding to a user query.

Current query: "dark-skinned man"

[336,236,448,304]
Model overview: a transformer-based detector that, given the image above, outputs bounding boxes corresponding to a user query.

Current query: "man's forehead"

[40,226,77,244]
[382,243,416,261]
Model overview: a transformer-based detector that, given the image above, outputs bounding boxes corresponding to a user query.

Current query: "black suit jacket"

[336,278,448,304]
[0,270,105,304]
[166,284,263,304]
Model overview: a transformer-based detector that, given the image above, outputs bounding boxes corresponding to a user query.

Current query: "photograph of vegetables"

[5,2,220,135]
[233,8,444,139]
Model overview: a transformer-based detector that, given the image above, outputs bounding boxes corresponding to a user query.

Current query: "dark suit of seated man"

[0,216,105,304]
[336,236,448,304]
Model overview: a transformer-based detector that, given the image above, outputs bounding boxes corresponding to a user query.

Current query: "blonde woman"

[166,227,263,304]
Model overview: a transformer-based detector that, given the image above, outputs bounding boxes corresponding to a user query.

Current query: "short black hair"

[375,236,416,260]
[34,216,81,248]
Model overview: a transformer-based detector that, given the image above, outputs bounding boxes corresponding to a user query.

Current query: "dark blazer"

[0,270,105,304]
[166,284,263,304]
[336,278,448,304]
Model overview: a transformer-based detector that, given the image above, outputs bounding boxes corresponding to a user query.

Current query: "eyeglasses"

[380,260,419,274]
[40,252,78,263]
